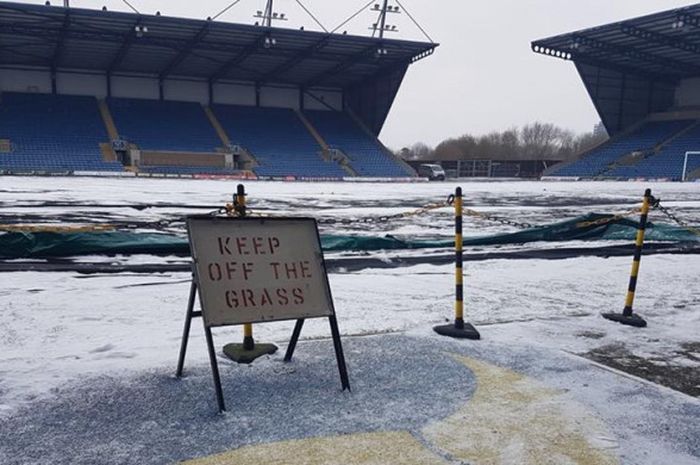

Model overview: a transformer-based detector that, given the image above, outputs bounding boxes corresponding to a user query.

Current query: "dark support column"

[208,80,214,105]
[255,83,261,107]
[51,69,57,94]
[106,73,112,98]
[159,80,164,100]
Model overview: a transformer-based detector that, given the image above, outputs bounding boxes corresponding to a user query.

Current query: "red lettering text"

[276,288,289,305]
[268,237,280,254]
[236,237,249,255]
[292,287,304,305]
[217,237,231,255]
[208,262,223,281]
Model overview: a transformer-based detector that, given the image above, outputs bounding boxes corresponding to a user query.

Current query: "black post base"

[601,312,647,328]
[223,342,278,364]
[433,322,481,340]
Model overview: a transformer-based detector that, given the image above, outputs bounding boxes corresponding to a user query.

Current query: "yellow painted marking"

[630,260,641,277]
[181,431,448,465]
[455,234,463,249]
[181,355,619,465]
[625,291,635,307]
[422,355,619,465]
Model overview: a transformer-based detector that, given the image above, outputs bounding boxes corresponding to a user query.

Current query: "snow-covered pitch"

[0,177,698,464]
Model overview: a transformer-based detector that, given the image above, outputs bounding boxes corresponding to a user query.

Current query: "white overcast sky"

[13,0,697,148]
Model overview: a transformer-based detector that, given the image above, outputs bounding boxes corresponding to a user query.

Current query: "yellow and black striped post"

[602,188,651,328]
[434,187,480,340]
[222,184,279,363]
[235,185,256,351]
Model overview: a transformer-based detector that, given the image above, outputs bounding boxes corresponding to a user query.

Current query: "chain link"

[140,193,700,236]
[0,224,116,233]
[208,194,540,229]
[653,202,700,236]
[461,208,536,230]
[10,193,696,235]
[575,207,641,229]
[316,196,454,225]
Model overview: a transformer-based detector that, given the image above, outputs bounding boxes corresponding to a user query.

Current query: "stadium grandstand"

[0,1,434,179]
[534,4,700,181]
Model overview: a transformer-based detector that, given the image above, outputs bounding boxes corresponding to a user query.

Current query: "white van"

[417,163,446,181]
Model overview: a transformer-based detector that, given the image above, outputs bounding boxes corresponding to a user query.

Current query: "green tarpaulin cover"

[0,213,697,259]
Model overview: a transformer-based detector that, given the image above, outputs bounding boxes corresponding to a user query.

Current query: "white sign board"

[187,216,334,327]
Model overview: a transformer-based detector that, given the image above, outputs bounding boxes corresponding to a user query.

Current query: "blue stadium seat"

[212,105,347,178]
[0,92,123,172]
[108,98,221,153]
[551,120,694,177]
[304,110,412,177]
[607,122,700,180]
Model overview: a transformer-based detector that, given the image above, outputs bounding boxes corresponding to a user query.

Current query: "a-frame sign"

[176,214,350,412]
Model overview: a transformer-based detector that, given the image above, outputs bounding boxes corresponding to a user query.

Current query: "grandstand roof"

[0,1,436,88]
[532,4,700,82]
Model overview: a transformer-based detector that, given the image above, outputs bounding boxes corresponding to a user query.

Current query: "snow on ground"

[1,254,698,413]
[0,177,699,464]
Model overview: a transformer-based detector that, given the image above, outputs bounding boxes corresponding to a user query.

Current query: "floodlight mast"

[378,0,388,38]
[371,0,400,38]
[254,0,287,27]
[264,0,273,27]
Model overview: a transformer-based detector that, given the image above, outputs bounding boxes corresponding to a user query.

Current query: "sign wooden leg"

[203,323,226,413]
[328,315,350,391]
[176,280,198,378]
[284,319,305,362]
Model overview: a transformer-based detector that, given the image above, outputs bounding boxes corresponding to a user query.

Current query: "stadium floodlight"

[682,151,700,181]
[263,36,277,48]
[134,24,148,37]
[253,1,288,27]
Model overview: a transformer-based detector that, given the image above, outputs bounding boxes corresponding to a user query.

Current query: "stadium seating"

[108,98,221,153]
[304,110,412,177]
[0,92,123,172]
[551,120,694,177]
[212,104,347,178]
[606,122,700,180]
[0,94,407,178]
